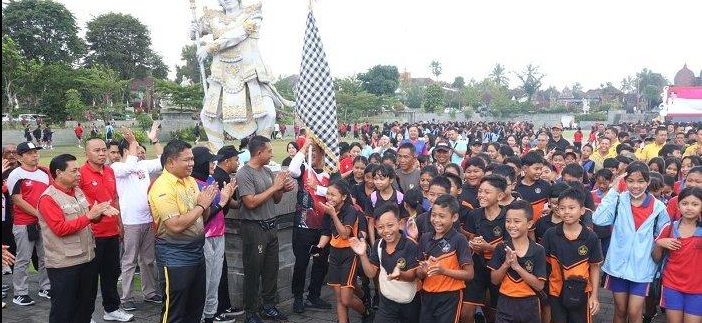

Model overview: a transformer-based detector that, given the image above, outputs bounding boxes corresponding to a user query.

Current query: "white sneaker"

[103,308,134,322]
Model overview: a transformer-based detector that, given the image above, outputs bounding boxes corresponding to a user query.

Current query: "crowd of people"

[1,118,701,323]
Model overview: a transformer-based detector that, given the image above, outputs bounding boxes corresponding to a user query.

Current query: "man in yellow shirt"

[591,137,615,172]
[605,127,620,157]
[636,126,668,162]
[683,128,702,157]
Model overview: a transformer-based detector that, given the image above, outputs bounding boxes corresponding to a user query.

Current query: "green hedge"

[170,127,208,142]
[575,112,607,122]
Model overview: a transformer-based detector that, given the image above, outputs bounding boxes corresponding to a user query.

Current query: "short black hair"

[398,142,416,155]
[504,156,522,169]
[444,173,462,190]
[498,144,515,158]
[403,188,424,210]
[491,164,517,184]
[662,174,676,187]
[49,154,77,178]
[648,172,664,192]
[616,143,635,155]
[160,140,192,167]
[558,187,585,207]
[373,203,401,220]
[464,156,486,171]
[429,176,451,193]
[624,161,651,182]
[659,144,680,157]
[550,182,571,199]
[603,157,620,170]
[522,151,545,167]
[248,135,271,155]
[373,164,396,179]
[420,165,439,177]
[381,153,397,165]
[677,187,702,209]
[433,194,460,215]
[480,174,507,192]
[595,168,614,181]
[562,163,585,180]
[506,199,534,221]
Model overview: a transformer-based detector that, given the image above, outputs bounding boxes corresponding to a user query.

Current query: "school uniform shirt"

[322,203,359,248]
[459,184,479,211]
[541,223,603,297]
[463,206,510,260]
[666,196,681,221]
[353,184,373,218]
[656,222,702,294]
[515,179,551,223]
[369,234,420,276]
[418,228,472,292]
[534,213,560,244]
[79,163,120,237]
[371,189,405,219]
[487,239,547,298]
[6,166,50,225]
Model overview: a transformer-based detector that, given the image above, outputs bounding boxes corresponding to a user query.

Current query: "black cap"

[16,142,43,155]
[215,145,241,162]
[435,142,451,151]
[470,139,483,146]
[192,146,216,165]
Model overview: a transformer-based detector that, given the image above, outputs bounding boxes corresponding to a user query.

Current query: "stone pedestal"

[222,182,299,307]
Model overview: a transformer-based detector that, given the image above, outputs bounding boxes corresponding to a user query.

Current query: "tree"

[2,0,84,64]
[635,68,667,109]
[429,61,442,80]
[64,89,86,120]
[175,44,211,84]
[401,83,424,110]
[22,63,80,122]
[357,65,399,96]
[571,82,583,99]
[75,65,127,107]
[515,64,545,102]
[489,63,509,88]
[423,83,444,112]
[2,36,27,121]
[452,76,465,89]
[85,13,160,80]
[274,75,297,102]
[155,79,203,112]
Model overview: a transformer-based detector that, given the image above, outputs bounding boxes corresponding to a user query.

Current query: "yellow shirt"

[590,150,615,172]
[608,140,620,157]
[635,143,664,162]
[148,169,203,241]
[684,143,701,157]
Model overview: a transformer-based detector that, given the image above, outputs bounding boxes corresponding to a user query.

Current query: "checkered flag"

[295,10,339,173]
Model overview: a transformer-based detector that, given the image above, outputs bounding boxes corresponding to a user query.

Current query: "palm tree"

[514,64,545,103]
[429,60,442,80]
[489,63,509,88]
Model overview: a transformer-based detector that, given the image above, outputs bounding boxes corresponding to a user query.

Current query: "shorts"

[660,286,702,316]
[327,247,357,288]
[604,275,650,297]
[495,295,541,323]
[376,294,420,323]
[549,294,590,323]
[420,290,462,323]
[463,256,500,308]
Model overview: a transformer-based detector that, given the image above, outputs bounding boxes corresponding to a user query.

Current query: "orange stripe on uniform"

[454,291,463,323]
[345,255,358,288]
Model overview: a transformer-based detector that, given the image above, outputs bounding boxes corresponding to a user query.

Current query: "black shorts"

[548,294,590,323]
[376,294,420,323]
[464,256,500,308]
[327,247,357,288]
[495,295,541,323]
[420,290,462,323]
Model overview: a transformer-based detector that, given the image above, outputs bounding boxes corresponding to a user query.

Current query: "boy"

[417,194,473,323]
[515,152,551,223]
[410,176,451,239]
[488,200,547,323]
[461,157,486,211]
[541,188,602,323]
[463,175,511,323]
[533,182,570,243]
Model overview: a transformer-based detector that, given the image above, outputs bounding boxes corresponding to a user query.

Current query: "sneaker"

[293,297,304,314]
[12,295,35,306]
[304,297,331,310]
[1,284,8,292]
[2,291,6,300]
[2,301,5,308]
[103,308,134,322]
[223,307,245,316]
[259,306,287,321]
[122,301,137,311]
[244,315,263,323]
[38,289,51,299]
[144,295,163,304]
[213,314,236,323]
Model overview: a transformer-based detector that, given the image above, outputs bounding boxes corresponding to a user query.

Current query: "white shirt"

[111,155,162,225]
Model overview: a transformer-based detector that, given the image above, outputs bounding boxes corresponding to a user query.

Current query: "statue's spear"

[189,0,208,94]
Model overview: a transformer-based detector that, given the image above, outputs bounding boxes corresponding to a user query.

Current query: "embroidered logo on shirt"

[91,180,98,186]
[578,245,588,256]
[525,260,534,273]
[535,187,542,194]
[439,239,451,253]
[492,226,502,237]
[396,258,406,270]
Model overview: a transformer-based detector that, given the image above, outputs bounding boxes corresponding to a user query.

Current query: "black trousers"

[95,236,121,313]
[241,221,279,316]
[291,227,328,300]
[159,262,206,323]
[216,255,233,314]
[47,259,99,323]
[376,294,420,323]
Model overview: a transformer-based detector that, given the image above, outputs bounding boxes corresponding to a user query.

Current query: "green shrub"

[169,127,208,142]
[135,113,153,131]
[575,112,607,122]
[87,128,148,143]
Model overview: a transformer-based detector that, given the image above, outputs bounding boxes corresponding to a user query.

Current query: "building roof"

[674,64,696,86]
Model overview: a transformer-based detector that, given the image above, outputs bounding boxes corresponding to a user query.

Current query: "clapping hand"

[425,256,444,276]
[505,246,519,270]
[274,171,289,191]
[469,236,488,252]
[283,177,296,192]
[349,237,367,256]
[387,264,402,280]
[219,182,236,205]
[88,201,113,220]
[197,185,218,208]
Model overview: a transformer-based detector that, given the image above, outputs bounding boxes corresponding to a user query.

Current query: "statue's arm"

[207,16,261,52]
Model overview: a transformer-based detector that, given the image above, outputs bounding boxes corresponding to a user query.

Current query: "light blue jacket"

[592,189,669,283]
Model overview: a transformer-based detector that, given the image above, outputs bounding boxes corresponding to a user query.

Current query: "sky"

[58,0,701,90]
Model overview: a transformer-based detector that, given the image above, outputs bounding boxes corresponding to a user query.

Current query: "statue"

[581,98,590,114]
[191,0,293,149]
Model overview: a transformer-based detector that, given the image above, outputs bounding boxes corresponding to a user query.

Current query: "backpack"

[370,190,404,208]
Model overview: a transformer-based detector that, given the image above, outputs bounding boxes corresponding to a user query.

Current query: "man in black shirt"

[549,122,571,152]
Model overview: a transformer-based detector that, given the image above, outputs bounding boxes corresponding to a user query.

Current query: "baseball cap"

[215,145,241,162]
[192,146,217,165]
[435,142,451,151]
[16,142,43,155]
[552,122,564,130]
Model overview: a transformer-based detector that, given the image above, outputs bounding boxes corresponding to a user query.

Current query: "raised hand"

[611,172,627,192]
[349,237,367,256]
[406,218,419,240]
[147,121,161,142]
[120,126,135,143]
[323,201,336,216]
[197,185,217,208]
[505,246,519,270]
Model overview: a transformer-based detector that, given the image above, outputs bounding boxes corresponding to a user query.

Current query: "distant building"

[673,64,701,86]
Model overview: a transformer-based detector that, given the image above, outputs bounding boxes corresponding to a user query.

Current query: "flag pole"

[189,0,208,94]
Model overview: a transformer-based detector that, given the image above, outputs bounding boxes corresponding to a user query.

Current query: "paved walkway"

[2,272,666,323]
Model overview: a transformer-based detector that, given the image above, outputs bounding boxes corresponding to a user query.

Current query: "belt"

[243,218,277,230]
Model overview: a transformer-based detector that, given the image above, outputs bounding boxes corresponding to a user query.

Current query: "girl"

[368,153,381,165]
[647,157,666,174]
[370,165,404,246]
[402,188,423,236]
[444,163,462,178]
[419,165,439,212]
[581,144,595,183]
[316,179,372,323]
[281,141,298,167]
[592,162,670,323]
[506,135,518,151]
[520,135,532,155]
[495,144,515,164]
[486,142,500,161]
[675,156,702,194]
[341,143,362,179]
[665,157,682,180]
[350,156,369,187]
[653,187,702,323]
